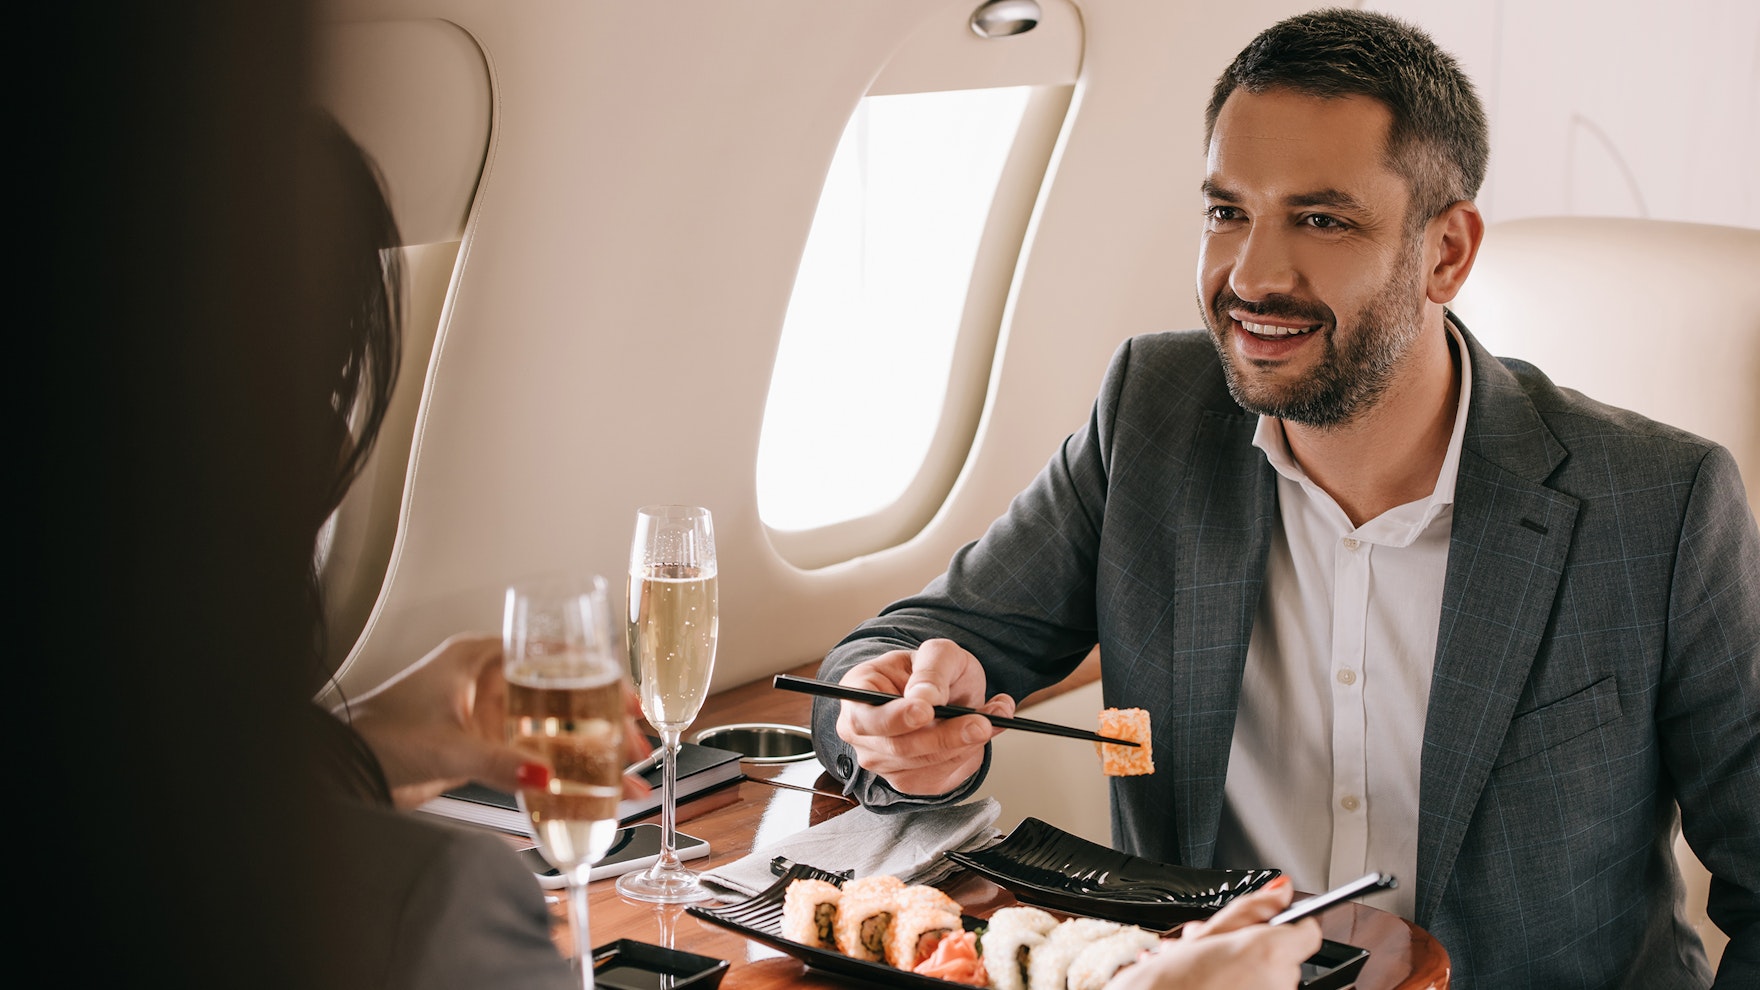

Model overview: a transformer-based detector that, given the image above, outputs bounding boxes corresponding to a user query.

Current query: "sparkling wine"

[626,565,718,730]
[506,665,625,872]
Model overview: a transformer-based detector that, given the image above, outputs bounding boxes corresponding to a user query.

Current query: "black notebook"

[417,740,745,835]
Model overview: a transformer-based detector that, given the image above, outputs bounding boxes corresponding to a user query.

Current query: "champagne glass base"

[615,864,715,904]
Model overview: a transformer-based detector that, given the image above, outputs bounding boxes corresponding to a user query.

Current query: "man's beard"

[1201,247,1427,427]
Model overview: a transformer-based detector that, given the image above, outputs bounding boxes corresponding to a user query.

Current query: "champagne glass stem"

[654,727,684,873]
[568,874,595,989]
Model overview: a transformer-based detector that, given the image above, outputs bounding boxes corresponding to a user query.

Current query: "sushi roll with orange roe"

[781,878,841,950]
[834,879,900,962]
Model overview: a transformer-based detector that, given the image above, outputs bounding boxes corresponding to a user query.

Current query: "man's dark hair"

[1205,8,1489,227]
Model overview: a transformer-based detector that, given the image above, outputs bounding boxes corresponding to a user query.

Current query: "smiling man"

[811,9,1757,990]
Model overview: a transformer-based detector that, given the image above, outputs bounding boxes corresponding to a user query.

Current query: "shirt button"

[836,754,853,778]
[1340,795,1361,812]
[1342,537,1361,550]
[1337,668,1357,686]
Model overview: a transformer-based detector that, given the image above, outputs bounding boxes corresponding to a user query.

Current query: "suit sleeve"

[811,338,1132,810]
[1659,446,1760,987]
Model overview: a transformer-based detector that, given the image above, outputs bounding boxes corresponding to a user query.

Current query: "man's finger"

[901,639,969,706]
[981,693,1017,722]
[844,717,990,769]
[840,694,934,736]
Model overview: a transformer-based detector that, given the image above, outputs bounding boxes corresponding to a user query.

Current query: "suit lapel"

[1170,409,1277,868]
[1415,324,1580,925]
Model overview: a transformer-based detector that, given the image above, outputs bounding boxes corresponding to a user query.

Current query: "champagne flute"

[504,575,626,988]
[616,505,719,903]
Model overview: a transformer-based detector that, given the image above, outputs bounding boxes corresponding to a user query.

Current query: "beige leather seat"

[1452,215,1760,969]
[1453,217,1760,520]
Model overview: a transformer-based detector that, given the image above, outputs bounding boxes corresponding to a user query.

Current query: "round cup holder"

[690,722,816,764]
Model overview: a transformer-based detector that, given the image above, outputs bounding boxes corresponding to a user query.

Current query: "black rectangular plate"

[687,863,1368,990]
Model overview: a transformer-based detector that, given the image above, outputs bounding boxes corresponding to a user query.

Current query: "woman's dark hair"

[300,110,403,518]
[296,111,403,687]
[1204,8,1489,229]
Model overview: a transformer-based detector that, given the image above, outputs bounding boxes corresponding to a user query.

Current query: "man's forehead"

[1204,88,1403,202]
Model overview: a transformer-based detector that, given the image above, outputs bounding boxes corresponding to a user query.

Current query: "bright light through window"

[757,87,1033,534]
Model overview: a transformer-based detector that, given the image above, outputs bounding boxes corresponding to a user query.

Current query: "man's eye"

[1205,206,1243,223]
[1304,214,1347,230]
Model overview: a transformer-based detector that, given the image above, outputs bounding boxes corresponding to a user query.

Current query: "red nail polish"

[517,762,551,788]
[1267,875,1291,890]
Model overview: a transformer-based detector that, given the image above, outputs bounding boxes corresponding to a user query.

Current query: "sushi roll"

[834,882,899,962]
[842,874,905,900]
[1097,708,1155,776]
[896,883,962,917]
[1065,926,1160,990]
[987,905,1060,936]
[980,906,1060,990]
[781,878,842,950]
[1027,918,1122,990]
[886,902,963,969]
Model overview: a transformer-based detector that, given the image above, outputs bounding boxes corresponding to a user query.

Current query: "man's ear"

[1425,200,1484,305]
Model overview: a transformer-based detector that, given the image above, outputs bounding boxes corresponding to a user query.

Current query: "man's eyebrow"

[1200,183,1374,214]
[1200,180,1239,202]
[1287,188,1371,212]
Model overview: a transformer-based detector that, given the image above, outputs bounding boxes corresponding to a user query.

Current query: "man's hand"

[1103,878,1322,990]
[345,633,652,809]
[834,638,1015,796]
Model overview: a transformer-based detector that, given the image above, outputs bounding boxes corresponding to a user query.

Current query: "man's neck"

[1281,322,1462,528]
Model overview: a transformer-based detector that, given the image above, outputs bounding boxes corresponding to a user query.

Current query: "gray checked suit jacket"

[813,322,1759,990]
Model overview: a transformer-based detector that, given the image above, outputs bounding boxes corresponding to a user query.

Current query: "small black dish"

[1299,939,1371,990]
[591,939,729,990]
[945,816,1280,928]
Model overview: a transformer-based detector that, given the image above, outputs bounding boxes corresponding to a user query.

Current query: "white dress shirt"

[1213,324,1472,919]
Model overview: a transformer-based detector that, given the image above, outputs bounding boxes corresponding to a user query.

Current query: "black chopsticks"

[773,674,1140,748]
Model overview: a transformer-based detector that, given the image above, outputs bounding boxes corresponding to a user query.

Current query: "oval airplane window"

[758,86,1031,532]
[758,2,1080,569]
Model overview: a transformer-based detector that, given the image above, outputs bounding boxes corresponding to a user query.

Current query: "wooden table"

[552,666,1451,989]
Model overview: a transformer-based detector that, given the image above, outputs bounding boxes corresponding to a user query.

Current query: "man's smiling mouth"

[1239,319,1319,337]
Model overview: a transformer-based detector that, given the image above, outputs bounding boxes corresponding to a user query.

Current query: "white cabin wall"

[1370,0,1760,230]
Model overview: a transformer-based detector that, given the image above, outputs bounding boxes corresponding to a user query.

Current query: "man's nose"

[1228,226,1299,302]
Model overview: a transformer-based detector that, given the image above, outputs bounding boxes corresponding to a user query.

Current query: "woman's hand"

[344,633,652,809]
[1104,878,1322,990]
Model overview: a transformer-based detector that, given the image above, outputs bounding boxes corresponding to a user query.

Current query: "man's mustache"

[1211,291,1333,328]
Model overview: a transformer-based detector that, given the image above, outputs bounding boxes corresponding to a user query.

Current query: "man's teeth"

[1240,320,1317,337]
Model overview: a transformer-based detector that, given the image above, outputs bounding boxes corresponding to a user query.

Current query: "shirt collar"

[1250,318,1473,544]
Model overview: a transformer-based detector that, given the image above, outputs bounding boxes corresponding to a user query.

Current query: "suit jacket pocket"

[1491,675,1623,770]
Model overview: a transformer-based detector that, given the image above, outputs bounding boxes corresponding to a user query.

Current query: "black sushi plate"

[945,816,1282,928]
[687,860,1368,990]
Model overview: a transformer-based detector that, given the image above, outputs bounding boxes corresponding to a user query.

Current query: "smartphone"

[520,824,710,889]
[1269,871,1397,925]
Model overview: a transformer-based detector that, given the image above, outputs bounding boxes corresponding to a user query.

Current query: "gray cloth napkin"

[701,798,1002,898]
